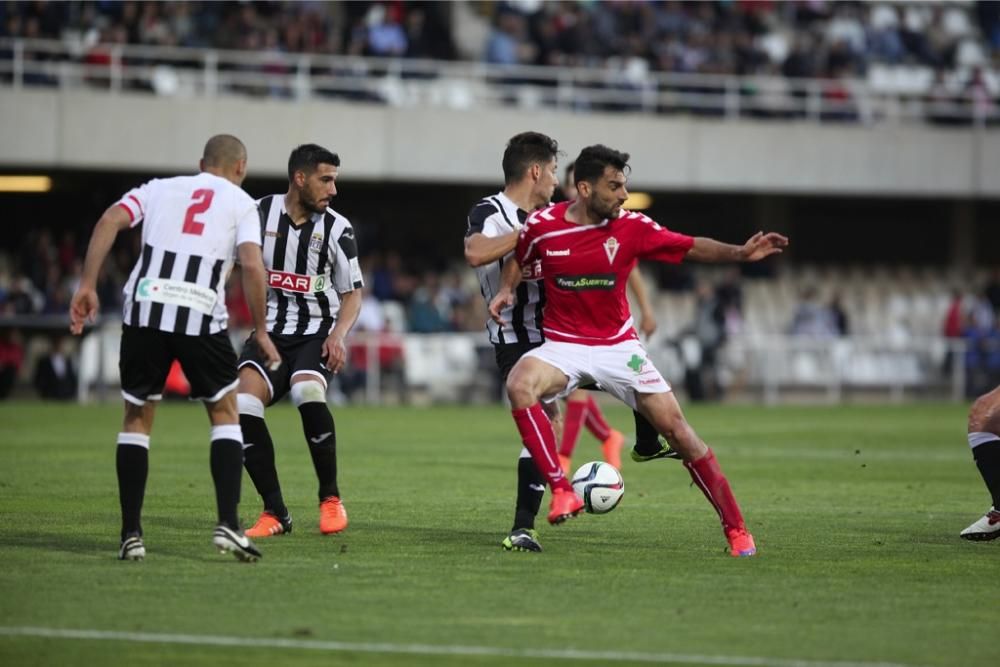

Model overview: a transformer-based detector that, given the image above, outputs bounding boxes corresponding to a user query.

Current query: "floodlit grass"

[0,401,996,666]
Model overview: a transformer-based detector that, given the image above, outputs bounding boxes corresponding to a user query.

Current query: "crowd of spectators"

[2,2,998,119]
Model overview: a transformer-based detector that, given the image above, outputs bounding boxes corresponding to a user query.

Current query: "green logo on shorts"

[627,354,645,373]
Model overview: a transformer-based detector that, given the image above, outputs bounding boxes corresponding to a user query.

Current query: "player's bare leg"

[116,401,156,560]
[961,386,1000,541]
[634,391,756,557]
[506,357,584,524]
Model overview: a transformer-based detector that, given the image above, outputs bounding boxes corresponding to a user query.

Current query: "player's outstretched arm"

[323,288,362,374]
[686,232,788,264]
[488,257,523,326]
[69,204,132,335]
[464,230,518,268]
[237,241,281,370]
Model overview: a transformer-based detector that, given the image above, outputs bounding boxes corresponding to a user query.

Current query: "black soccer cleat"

[212,525,262,562]
[630,438,682,463]
[502,528,542,553]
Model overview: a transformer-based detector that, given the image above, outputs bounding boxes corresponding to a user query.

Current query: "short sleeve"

[333,222,364,292]
[115,181,152,228]
[636,216,694,264]
[515,217,538,266]
[465,201,499,238]
[235,199,262,247]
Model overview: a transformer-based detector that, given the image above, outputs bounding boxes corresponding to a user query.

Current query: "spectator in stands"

[830,292,850,336]
[789,286,839,338]
[33,335,77,401]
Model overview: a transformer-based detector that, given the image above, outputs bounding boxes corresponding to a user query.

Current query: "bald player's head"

[200,134,248,185]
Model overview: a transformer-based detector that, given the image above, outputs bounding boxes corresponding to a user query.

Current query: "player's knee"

[969,390,1000,435]
[290,380,327,408]
[237,392,265,418]
[505,372,538,408]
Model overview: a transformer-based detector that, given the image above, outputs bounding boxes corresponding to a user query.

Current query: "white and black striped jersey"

[465,191,544,345]
[257,194,364,337]
[118,172,261,335]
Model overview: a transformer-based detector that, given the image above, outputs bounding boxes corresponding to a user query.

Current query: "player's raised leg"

[635,390,756,557]
[238,366,293,538]
[506,355,584,525]
[961,386,1000,541]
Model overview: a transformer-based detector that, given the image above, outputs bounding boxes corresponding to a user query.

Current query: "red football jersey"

[516,201,694,345]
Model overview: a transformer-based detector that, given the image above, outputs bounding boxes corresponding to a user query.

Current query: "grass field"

[0,400,996,667]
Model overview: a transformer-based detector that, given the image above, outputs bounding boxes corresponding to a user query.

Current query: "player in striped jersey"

[491,144,787,556]
[464,132,667,553]
[237,144,363,538]
[69,134,280,562]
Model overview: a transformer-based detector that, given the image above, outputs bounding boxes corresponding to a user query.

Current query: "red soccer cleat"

[547,488,584,525]
[726,527,757,557]
[319,496,348,534]
[244,511,292,538]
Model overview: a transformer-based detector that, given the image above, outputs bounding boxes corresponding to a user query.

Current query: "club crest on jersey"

[309,232,324,253]
[603,237,620,264]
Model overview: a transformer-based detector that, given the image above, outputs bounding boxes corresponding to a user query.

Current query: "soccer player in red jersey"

[556,161,662,476]
[490,144,787,557]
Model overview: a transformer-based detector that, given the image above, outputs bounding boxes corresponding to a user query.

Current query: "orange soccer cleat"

[319,496,348,534]
[547,488,584,525]
[726,527,757,558]
[244,511,292,538]
[601,430,624,470]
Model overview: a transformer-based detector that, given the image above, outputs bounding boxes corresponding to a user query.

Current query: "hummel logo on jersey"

[546,249,571,256]
[309,432,332,444]
[603,237,620,264]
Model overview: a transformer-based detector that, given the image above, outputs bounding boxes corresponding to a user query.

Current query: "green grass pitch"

[0,400,996,667]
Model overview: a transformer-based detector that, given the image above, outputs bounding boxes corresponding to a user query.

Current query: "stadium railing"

[55,321,967,405]
[1,38,996,126]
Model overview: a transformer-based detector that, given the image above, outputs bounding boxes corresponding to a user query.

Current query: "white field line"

[0,626,929,667]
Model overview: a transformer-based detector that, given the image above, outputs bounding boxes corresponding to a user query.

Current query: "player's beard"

[302,191,328,215]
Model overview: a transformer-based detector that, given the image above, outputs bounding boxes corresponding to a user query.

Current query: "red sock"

[512,404,573,493]
[684,448,746,533]
[584,395,612,441]
[559,400,587,457]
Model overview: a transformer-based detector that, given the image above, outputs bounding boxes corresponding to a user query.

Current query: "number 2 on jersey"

[182,189,215,235]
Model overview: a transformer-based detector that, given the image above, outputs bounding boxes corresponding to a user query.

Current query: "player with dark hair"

[465,132,669,553]
[555,160,674,475]
[69,134,280,562]
[238,143,363,539]
[960,386,1000,540]
[490,144,787,557]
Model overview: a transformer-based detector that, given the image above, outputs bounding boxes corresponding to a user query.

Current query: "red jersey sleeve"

[636,215,694,264]
[515,215,540,267]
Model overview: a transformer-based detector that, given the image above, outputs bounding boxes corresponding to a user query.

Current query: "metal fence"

[2,37,996,126]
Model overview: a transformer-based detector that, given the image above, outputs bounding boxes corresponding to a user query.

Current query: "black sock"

[633,410,662,455]
[299,402,339,500]
[973,441,1000,508]
[513,456,545,531]
[116,442,148,541]
[211,438,243,531]
[241,414,288,517]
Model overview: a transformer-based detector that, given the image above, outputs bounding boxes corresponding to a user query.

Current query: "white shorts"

[522,339,671,410]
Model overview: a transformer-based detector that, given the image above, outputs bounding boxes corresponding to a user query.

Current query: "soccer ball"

[571,461,624,514]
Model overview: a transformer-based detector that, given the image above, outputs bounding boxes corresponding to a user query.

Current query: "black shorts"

[239,332,331,405]
[494,341,544,382]
[119,325,238,404]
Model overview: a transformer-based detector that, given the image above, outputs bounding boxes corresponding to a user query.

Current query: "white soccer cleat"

[212,525,262,562]
[118,535,146,561]
[960,507,1000,541]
